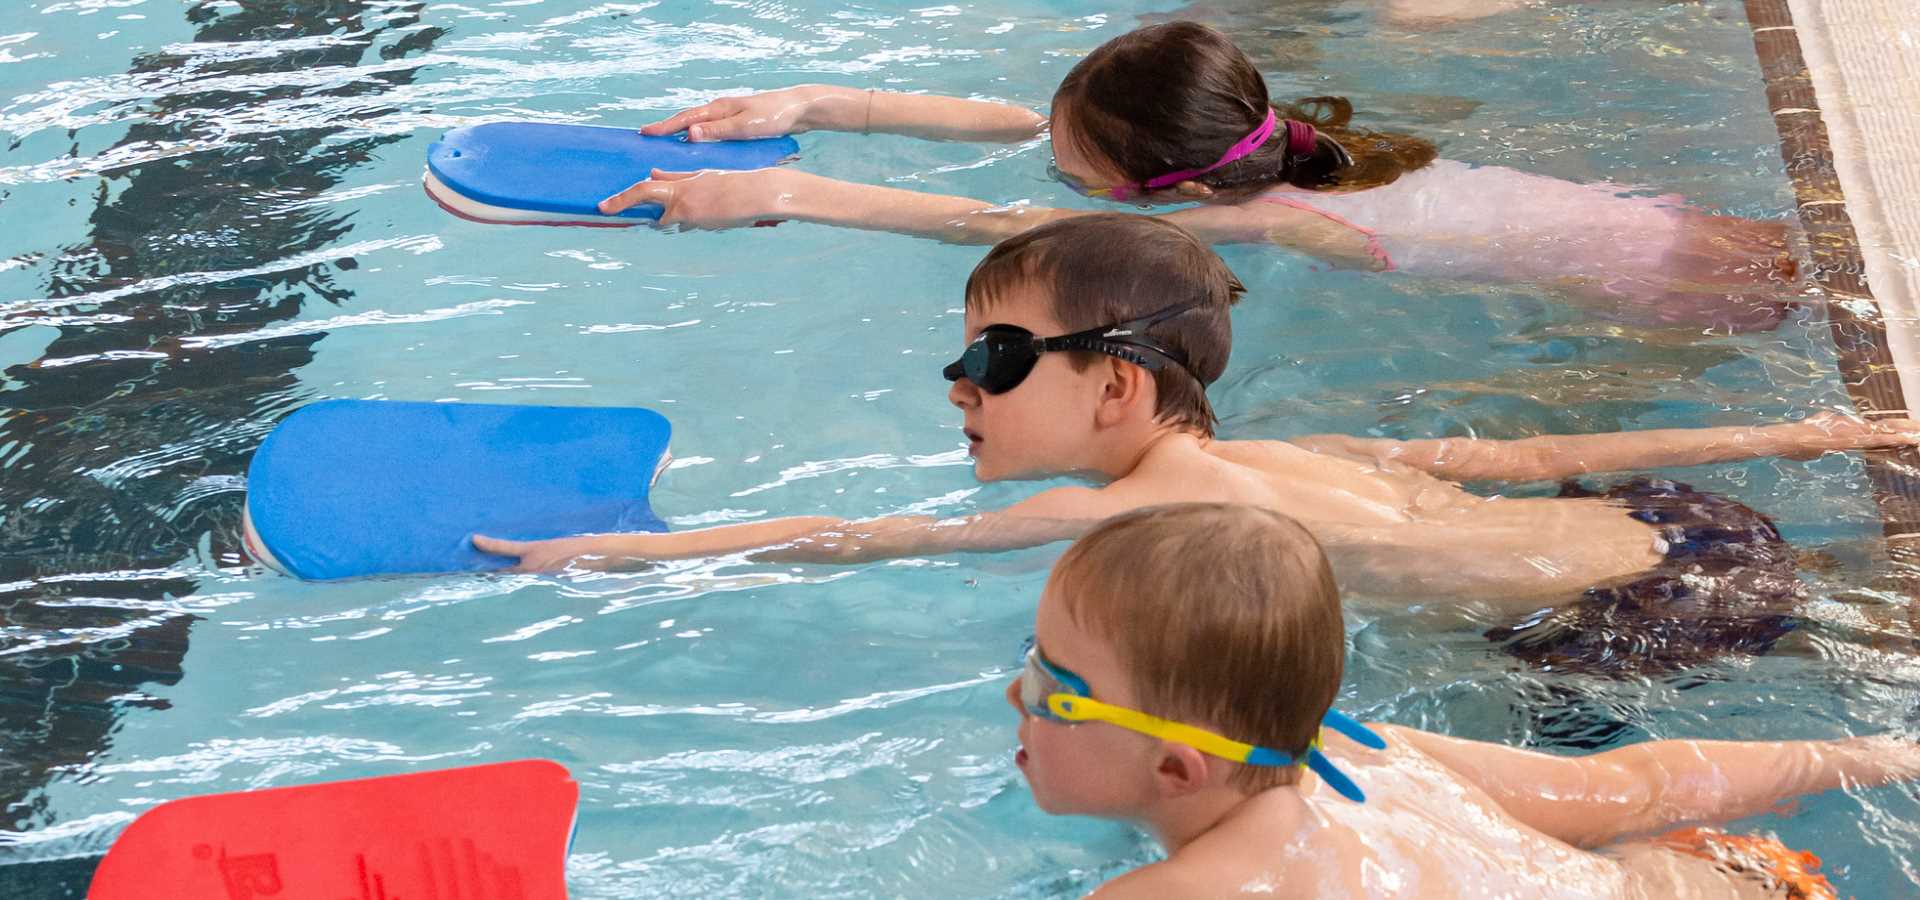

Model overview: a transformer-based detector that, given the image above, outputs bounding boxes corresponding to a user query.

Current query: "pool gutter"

[1745,0,1920,589]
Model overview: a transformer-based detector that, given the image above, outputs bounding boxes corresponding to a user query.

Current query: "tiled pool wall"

[1744,0,1920,609]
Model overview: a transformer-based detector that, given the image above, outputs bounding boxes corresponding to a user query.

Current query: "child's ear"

[1153,743,1213,799]
[1171,180,1215,200]
[1093,359,1152,429]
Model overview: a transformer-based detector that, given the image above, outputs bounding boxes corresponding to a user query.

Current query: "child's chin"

[971,459,1011,482]
[1028,789,1069,815]
[1029,790,1102,817]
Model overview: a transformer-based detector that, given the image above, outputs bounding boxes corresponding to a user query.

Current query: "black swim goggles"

[943,302,1202,395]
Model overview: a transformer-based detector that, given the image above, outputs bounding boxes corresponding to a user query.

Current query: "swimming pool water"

[2,0,1917,896]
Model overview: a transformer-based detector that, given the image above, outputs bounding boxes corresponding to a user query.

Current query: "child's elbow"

[1596,754,1691,842]
[1475,441,1565,483]
[940,210,1023,246]
[761,536,863,564]
[814,538,871,563]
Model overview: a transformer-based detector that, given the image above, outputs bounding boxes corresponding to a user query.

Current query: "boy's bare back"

[1101,728,1802,900]
[1106,435,1664,605]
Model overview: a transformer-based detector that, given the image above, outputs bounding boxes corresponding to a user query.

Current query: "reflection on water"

[0,0,442,838]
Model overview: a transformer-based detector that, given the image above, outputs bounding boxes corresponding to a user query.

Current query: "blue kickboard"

[426,122,799,221]
[246,400,672,580]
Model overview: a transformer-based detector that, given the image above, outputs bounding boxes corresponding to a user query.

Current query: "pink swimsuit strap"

[1256,195,1396,272]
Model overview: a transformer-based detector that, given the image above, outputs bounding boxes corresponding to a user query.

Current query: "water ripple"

[0,235,443,320]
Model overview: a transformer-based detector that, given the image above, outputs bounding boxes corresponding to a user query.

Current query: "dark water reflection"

[0,0,443,835]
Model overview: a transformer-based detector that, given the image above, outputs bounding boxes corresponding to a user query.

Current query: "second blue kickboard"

[244,400,672,580]
[427,122,799,221]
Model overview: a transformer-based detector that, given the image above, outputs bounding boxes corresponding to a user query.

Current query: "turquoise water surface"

[2,0,1917,896]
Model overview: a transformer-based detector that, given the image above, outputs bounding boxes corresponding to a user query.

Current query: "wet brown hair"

[964,214,1243,437]
[1053,503,1346,793]
[1052,22,1439,197]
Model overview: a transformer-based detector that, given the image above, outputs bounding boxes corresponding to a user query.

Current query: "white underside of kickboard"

[423,170,647,227]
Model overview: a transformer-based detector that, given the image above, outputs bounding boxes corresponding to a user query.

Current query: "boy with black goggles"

[476,213,1920,681]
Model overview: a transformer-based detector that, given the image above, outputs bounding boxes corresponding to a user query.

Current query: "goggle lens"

[1019,647,1078,721]
[944,328,1039,395]
[1047,162,1117,199]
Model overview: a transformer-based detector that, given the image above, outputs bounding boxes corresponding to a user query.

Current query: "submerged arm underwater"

[599,167,1093,245]
[1388,726,1920,849]
[1293,413,1920,484]
[640,85,1046,144]
[602,87,1070,243]
[471,502,1103,572]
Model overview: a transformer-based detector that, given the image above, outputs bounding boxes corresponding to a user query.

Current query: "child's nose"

[1005,677,1029,718]
[949,378,980,409]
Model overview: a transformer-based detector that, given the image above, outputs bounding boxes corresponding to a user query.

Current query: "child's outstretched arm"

[599,167,1081,245]
[606,168,1414,250]
[1385,725,1920,849]
[472,484,1639,602]
[1294,412,1920,484]
[1162,201,1395,271]
[472,486,1132,572]
[641,86,1046,144]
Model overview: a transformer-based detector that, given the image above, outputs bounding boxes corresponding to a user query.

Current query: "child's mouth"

[1015,746,1029,767]
[964,428,983,452]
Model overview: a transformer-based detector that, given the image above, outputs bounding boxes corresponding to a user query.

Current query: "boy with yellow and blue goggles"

[1018,642,1384,804]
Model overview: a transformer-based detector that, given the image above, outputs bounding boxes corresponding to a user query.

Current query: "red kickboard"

[89,760,577,900]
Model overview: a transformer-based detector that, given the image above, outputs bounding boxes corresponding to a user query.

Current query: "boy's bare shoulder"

[1086,856,1307,899]
[1084,861,1197,899]
[1123,438,1296,488]
[1208,437,1320,465]
[1090,837,1338,899]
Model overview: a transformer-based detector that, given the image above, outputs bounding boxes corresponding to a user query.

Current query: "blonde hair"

[1052,503,1344,792]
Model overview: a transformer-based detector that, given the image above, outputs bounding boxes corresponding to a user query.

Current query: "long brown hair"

[1052,22,1438,196]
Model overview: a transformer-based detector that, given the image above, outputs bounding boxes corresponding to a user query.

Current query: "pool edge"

[1744,0,1920,596]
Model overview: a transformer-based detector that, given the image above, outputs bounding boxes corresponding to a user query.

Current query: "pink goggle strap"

[1122,108,1280,198]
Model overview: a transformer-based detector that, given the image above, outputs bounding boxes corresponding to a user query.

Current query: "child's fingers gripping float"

[639,86,841,142]
[601,168,794,229]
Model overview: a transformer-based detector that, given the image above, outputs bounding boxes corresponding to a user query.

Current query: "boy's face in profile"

[948,280,1113,482]
[1007,574,1163,818]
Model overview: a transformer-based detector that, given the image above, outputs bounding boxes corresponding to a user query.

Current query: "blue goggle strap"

[1305,745,1367,804]
[1242,709,1382,804]
[1322,708,1386,750]
[1307,709,1385,803]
